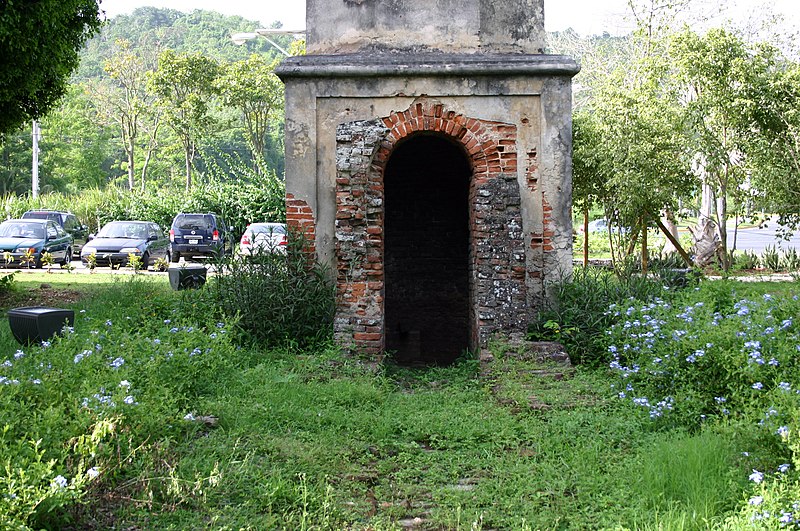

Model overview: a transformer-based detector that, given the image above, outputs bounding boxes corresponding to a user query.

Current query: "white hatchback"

[237,223,287,256]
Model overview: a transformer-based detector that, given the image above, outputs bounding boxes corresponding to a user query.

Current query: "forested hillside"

[0,7,294,195]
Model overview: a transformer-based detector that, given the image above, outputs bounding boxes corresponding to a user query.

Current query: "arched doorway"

[383,134,471,365]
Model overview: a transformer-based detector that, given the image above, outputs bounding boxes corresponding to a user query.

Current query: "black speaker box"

[8,307,75,345]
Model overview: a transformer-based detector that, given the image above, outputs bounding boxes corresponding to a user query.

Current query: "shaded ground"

[0,283,85,312]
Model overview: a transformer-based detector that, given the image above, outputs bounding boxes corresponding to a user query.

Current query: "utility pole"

[32,120,40,198]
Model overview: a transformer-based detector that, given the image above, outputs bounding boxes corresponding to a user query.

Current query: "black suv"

[21,210,88,258]
[169,212,232,262]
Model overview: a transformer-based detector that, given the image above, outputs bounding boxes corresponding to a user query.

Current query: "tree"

[671,28,778,269]
[39,84,115,192]
[100,39,162,191]
[216,54,283,169]
[571,2,695,271]
[148,50,220,190]
[0,0,102,136]
[745,57,800,230]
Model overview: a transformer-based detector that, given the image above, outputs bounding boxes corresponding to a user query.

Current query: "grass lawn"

[0,272,791,529]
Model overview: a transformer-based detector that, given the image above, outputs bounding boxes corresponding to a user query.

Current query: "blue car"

[81,221,170,269]
[0,219,73,268]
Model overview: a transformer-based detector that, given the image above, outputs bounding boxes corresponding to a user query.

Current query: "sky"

[100,0,800,37]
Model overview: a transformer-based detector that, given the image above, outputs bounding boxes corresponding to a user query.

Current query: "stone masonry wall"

[334,100,527,354]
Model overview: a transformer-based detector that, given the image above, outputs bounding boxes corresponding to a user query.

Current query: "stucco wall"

[306,0,545,54]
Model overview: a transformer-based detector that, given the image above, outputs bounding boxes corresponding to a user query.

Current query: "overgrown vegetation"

[210,232,335,348]
[2,271,799,529]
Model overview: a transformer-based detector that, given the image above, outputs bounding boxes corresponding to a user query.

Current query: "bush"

[530,265,677,366]
[209,232,335,349]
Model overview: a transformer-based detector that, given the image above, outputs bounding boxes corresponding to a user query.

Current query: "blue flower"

[749,469,764,483]
[109,357,125,369]
[768,358,779,366]
[749,496,764,506]
[779,382,792,392]
[14,350,24,359]
[105,319,113,327]
[778,463,791,473]
[52,475,68,488]
[778,426,790,437]
[714,396,727,403]
[752,382,764,390]
[87,467,100,479]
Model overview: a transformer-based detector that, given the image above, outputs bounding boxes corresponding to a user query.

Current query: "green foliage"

[530,265,675,366]
[5,274,798,529]
[216,54,284,164]
[40,252,55,272]
[210,232,335,348]
[148,50,222,190]
[0,0,103,136]
[0,272,15,293]
[0,171,285,237]
[732,250,760,271]
[763,245,782,272]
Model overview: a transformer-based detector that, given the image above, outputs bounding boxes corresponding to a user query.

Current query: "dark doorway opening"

[384,134,471,365]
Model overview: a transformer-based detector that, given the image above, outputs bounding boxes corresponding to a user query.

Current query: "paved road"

[727,223,800,254]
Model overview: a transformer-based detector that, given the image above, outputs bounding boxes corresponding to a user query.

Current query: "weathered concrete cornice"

[275,53,580,80]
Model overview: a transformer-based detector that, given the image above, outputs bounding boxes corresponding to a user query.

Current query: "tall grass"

[634,430,742,530]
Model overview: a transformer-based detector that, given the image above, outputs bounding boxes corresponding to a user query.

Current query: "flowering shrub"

[606,281,800,526]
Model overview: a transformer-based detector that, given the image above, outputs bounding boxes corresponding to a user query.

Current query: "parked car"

[169,212,232,262]
[581,218,630,234]
[0,219,73,268]
[21,209,88,258]
[80,221,169,269]
[237,222,287,256]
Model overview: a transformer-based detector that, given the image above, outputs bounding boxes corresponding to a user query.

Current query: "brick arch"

[333,101,526,357]
[373,102,512,179]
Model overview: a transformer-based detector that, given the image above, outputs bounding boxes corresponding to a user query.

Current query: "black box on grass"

[8,307,75,345]
[168,264,207,290]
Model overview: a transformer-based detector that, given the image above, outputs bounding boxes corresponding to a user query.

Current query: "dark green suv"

[21,210,88,258]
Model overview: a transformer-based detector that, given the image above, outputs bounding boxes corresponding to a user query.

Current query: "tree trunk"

[127,149,135,191]
[641,216,648,275]
[717,191,729,270]
[141,149,153,192]
[661,209,679,254]
[692,169,720,267]
[583,205,589,267]
[184,142,193,191]
[655,218,694,267]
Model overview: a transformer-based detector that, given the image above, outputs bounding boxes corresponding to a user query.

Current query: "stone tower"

[276,0,579,364]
